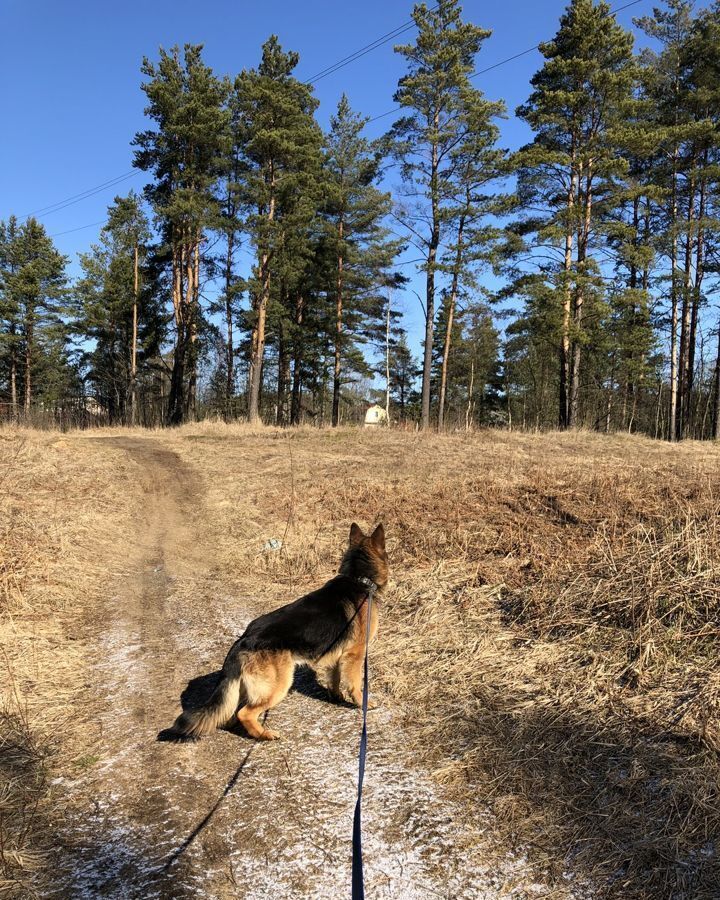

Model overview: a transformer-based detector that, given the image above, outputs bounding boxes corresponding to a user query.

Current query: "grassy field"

[1,424,719,897]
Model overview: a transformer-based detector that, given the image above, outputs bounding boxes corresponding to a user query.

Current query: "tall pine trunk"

[711,324,720,440]
[686,158,706,439]
[677,165,695,439]
[168,236,187,426]
[224,229,235,418]
[624,195,641,423]
[421,110,440,432]
[276,316,291,426]
[332,217,344,427]
[559,146,576,429]
[129,243,139,426]
[23,317,33,414]
[249,172,276,425]
[385,294,391,422]
[290,293,305,426]
[569,160,592,427]
[248,256,269,424]
[186,239,200,422]
[9,324,18,420]
[669,146,679,441]
[438,212,465,431]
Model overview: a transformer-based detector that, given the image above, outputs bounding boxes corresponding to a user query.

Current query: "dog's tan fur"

[167,523,387,741]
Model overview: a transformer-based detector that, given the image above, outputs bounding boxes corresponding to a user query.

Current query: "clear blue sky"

[0,0,652,354]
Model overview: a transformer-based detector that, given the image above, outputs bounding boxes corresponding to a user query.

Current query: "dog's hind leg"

[237,651,294,740]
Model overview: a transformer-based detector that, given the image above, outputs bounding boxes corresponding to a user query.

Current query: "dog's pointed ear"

[349,522,364,545]
[370,523,385,552]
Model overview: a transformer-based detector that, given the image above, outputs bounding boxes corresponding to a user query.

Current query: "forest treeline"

[1,0,719,438]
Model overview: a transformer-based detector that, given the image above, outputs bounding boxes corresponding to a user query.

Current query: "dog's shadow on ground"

[157,665,350,742]
[292,664,357,708]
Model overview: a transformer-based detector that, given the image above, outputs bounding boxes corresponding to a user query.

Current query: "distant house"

[83,396,107,417]
[364,404,388,428]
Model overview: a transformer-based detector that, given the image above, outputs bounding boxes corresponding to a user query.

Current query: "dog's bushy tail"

[169,642,245,739]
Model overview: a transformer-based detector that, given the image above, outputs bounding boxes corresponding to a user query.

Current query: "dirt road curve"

[48,438,523,899]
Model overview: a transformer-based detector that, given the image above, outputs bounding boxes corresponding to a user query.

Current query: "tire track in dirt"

[49,437,533,899]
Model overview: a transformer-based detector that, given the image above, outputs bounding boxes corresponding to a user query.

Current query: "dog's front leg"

[337,649,377,709]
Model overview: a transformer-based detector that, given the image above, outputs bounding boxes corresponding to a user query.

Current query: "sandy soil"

[44,437,534,899]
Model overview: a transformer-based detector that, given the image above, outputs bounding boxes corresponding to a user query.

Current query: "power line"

[49,220,107,238]
[33,0,647,238]
[304,5,439,85]
[306,22,415,84]
[367,0,646,124]
[18,10,433,225]
[20,171,139,221]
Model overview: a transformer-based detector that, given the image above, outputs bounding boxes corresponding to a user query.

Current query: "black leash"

[162,575,378,892]
[351,578,375,900]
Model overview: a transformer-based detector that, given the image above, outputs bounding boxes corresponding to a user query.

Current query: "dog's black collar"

[354,576,378,596]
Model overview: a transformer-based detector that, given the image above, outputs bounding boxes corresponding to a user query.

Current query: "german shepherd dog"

[167,523,388,741]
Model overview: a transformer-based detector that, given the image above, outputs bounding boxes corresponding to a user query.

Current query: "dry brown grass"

[1,422,718,898]
[167,424,720,898]
[0,429,139,897]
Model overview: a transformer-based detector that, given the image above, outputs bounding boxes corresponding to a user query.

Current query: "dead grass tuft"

[0,707,48,899]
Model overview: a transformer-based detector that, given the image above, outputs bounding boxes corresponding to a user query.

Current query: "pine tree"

[0,217,22,416]
[234,36,323,424]
[435,86,507,429]
[323,95,403,426]
[388,331,418,421]
[388,0,493,430]
[677,1,720,437]
[635,1,696,439]
[0,218,68,414]
[133,44,229,424]
[712,346,720,439]
[514,0,636,428]
[269,217,319,425]
[114,192,153,423]
[212,76,248,416]
[464,307,503,426]
[434,295,500,427]
[601,86,662,433]
[75,193,162,423]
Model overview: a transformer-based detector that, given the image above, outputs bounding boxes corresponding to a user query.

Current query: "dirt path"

[49,438,529,899]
